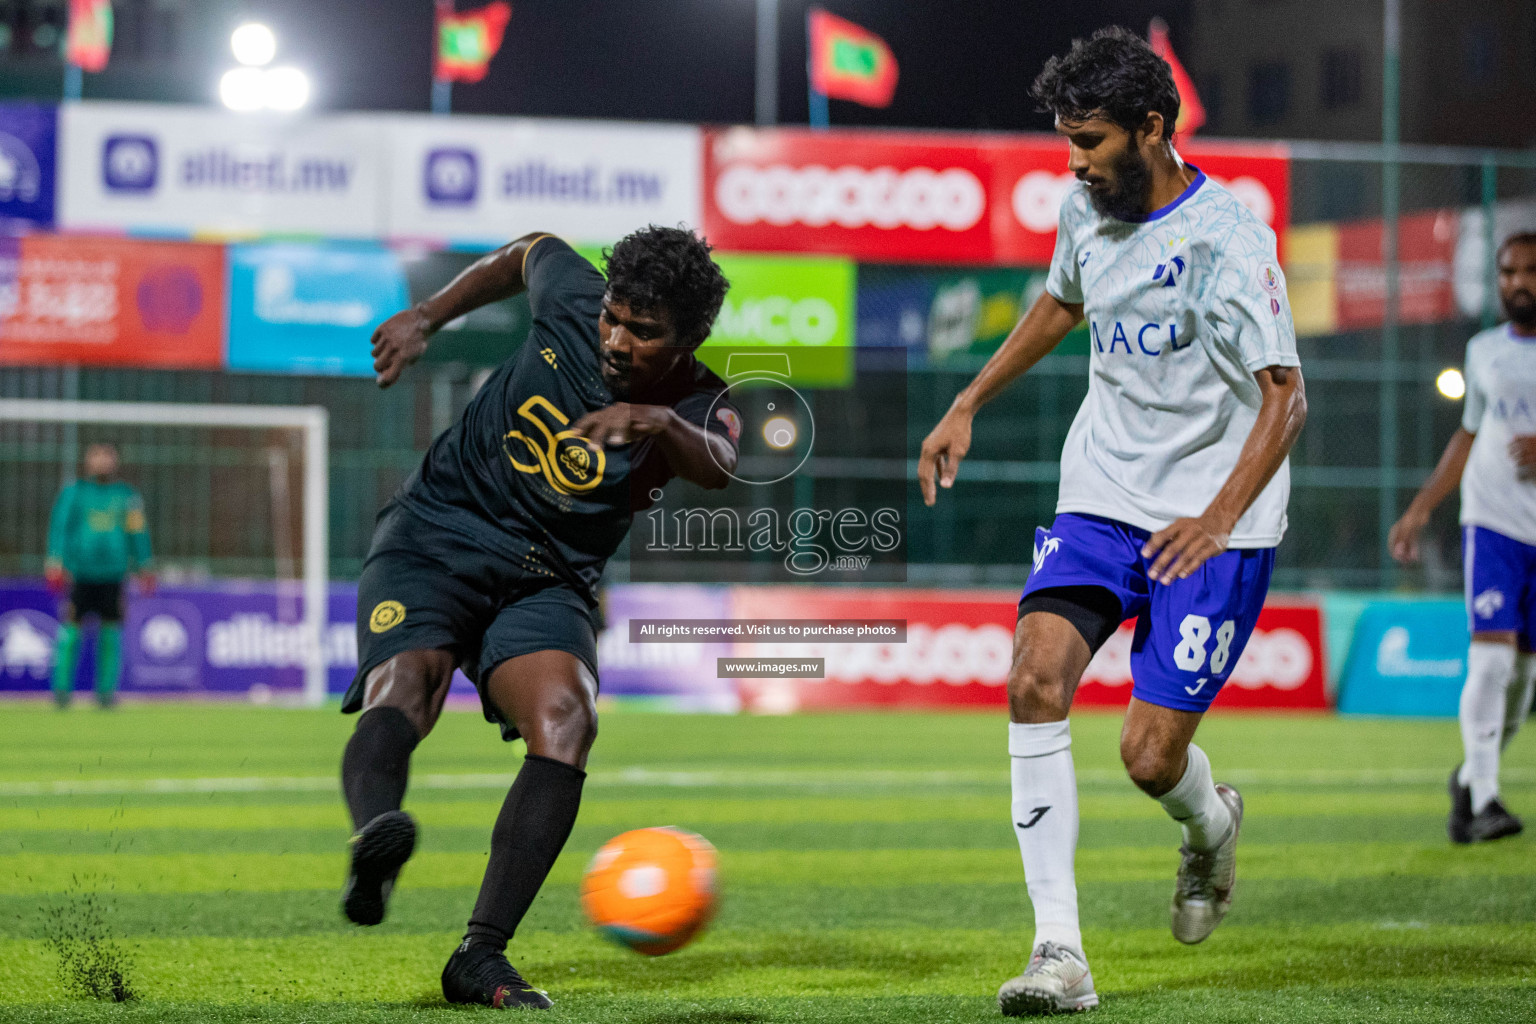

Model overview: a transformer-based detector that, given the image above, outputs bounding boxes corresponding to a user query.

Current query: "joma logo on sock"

[1016,806,1051,829]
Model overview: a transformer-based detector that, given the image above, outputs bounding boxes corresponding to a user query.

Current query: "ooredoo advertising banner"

[992,138,1291,265]
[1076,600,1328,710]
[58,101,386,238]
[705,127,996,263]
[729,588,1018,711]
[704,128,1290,266]
[385,115,701,246]
[0,102,58,230]
[727,587,1327,712]
[0,233,223,368]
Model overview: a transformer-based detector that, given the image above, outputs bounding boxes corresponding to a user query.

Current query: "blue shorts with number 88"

[1021,513,1277,713]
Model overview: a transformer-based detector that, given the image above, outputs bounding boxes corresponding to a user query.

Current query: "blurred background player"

[339,226,736,1009]
[44,443,154,708]
[919,28,1306,1015]
[1390,231,1536,844]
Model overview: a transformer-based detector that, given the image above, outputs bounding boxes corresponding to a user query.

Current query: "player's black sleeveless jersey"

[393,236,738,601]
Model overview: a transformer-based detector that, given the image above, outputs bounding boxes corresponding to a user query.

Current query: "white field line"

[1,765,1531,797]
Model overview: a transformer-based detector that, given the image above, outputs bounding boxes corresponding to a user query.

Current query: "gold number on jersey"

[503,395,606,494]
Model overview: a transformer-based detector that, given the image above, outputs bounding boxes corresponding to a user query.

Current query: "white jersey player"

[919,28,1307,1016]
[1392,232,1536,845]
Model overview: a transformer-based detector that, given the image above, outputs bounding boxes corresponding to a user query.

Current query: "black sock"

[341,706,421,830]
[463,753,587,953]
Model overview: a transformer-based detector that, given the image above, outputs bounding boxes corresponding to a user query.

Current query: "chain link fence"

[1,143,1533,591]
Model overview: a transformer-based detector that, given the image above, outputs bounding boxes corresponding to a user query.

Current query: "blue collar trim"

[1122,167,1206,223]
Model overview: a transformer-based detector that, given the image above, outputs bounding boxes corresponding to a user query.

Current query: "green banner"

[579,248,856,387]
[702,253,855,387]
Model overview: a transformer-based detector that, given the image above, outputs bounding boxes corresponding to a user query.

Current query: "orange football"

[579,826,718,956]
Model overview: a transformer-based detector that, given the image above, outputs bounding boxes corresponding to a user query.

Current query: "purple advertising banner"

[0,102,58,231]
[597,584,737,710]
[2,579,736,707]
[0,579,362,696]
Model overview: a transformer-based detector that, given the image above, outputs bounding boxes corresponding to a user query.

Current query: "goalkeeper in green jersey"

[45,444,154,708]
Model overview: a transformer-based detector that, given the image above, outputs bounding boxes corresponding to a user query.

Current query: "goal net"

[0,399,331,705]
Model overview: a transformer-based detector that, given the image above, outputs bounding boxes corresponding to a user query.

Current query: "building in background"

[1188,0,1536,148]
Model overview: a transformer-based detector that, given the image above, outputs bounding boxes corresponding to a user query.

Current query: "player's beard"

[1503,287,1536,327]
[602,355,633,400]
[1087,146,1153,223]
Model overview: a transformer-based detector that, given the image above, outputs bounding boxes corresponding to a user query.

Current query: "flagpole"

[754,0,778,125]
[63,64,83,102]
[433,0,453,115]
[806,10,828,129]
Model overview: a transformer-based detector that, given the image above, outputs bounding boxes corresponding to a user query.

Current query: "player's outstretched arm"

[1389,428,1474,564]
[371,232,549,388]
[918,290,1083,506]
[569,404,736,490]
[1144,365,1308,583]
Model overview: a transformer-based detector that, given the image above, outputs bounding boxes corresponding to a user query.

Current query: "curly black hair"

[603,225,729,347]
[1030,25,1180,138]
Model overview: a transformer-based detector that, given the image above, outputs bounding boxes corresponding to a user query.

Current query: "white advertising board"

[58,102,387,238]
[384,115,702,246]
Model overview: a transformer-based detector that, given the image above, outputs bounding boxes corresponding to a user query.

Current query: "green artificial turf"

[1,703,1533,1022]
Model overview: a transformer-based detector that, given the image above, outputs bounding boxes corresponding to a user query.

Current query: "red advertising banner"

[1336,208,1458,329]
[0,234,224,368]
[992,138,1291,265]
[704,128,1290,266]
[728,587,1327,713]
[705,128,996,264]
[1076,600,1328,710]
[729,587,1015,711]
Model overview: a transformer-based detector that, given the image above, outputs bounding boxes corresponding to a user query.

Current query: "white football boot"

[1170,783,1243,944]
[997,941,1099,1015]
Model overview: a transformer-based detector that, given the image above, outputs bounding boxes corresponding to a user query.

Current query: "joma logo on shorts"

[1033,536,1061,571]
[1474,588,1505,620]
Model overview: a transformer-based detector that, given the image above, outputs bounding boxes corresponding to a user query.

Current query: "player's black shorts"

[343,502,600,741]
[69,581,124,623]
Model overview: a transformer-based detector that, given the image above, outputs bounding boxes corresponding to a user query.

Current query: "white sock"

[1009,720,1081,953]
[1158,743,1233,852]
[1458,642,1517,813]
[1502,652,1536,751]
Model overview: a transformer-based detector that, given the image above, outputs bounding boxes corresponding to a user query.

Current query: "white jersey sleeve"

[1461,340,1488,434]
[1207,226,1300,372]
[1044,191,1086,305]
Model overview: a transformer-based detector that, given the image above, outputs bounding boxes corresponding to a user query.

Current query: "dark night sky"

[249,1,1191,130]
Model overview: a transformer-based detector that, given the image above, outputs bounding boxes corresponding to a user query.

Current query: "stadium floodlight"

[0,399,331,706]
[263,67,311,111]
[220,65,311,112]
[231,22,277,67]
[1436,367,1466,400]
[220,67,267,111]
